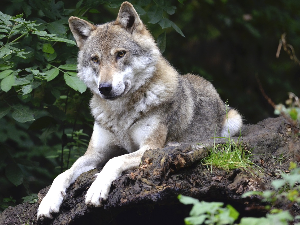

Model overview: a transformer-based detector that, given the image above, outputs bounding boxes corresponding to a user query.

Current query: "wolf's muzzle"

[99,83,112,96]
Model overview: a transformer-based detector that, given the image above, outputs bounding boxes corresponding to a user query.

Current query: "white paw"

[37,188,65,219]
[85,173,111,207]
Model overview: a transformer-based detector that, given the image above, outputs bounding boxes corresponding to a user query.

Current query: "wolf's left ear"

[69,17,96,48]
[115,1,143,33]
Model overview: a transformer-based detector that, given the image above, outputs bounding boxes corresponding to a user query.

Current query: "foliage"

[22,193,38,204]
[179,163,300,225]
[239,211,294,225]
[178,195,239,225]
[0,8,88,211]
[242,162,300,210]
[240,163,300,225]
[275,92,300,123]
[0,196,16,211]
[274,34,300,124]
[202,136,257,173]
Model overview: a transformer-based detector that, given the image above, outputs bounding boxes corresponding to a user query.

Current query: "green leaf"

[11,104,35,123]
[42,43,55,54]
[44,51,57,61]
[64,73,86,93]
[289,162,297,170]
[164,6,176,15]
[40,125,58,143]
[0,70,13,79]
[21,84,33,95]
[157,32,166,53]
[134,5,146,15]
[47,37,76,45]
[89,9,100,14]
[282,173,300,188]
[148,6,163,24]
[14,76,32,86]
[271,179,286,190]
[31,70,39,75]
[242,191,263,198]
[159,18,172,29]
[289,108,298,121]
[0,105,11,119]
[76,0,83,8]
[227,204,239,220]
[1,74,15,92]
[59,64,77,71]
[240,217,268,225]
[32,30,50,37]
[22,3,32,17]
[190,202,223,216]
[45,68,59,81]
[261,190,274,199]
[267,211,293,222]
[184,215,208,225]
[45,155,59,159]
[0,45,12,58]
[137,0,151,6]
[171,21,185,37]
[0,65,13,70]
[178,195,199,205]
[22,194,38,203]
[5,163,23,186]
[47,21,67,36]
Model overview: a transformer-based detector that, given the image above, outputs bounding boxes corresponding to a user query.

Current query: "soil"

[1,116,299,225]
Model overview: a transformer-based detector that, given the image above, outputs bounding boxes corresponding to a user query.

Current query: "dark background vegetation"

[0,0,299,211]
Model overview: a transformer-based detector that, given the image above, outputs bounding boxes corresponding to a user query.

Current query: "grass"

[202,136,257,173]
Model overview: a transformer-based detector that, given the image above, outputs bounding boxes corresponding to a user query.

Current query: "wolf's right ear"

[68,17,96,48]
[115,2,143,33]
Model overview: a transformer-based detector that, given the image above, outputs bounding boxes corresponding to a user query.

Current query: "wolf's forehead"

[90,23,135,50]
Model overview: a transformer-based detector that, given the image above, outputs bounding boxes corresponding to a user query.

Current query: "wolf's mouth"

[101,80,131,101]
[102,96,118,100]
[123,80,131,95]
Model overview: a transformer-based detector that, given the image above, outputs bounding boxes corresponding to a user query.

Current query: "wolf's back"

[165,74,227,143]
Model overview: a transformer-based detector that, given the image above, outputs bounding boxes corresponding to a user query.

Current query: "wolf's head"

[69,2,160,100]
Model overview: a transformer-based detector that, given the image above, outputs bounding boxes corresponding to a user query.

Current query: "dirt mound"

[1,116,299,225]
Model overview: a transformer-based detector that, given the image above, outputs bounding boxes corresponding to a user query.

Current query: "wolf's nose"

[99,83,112,96]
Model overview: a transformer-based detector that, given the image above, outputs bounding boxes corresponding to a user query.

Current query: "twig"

[276,33,300,66]
[256,75,297,127]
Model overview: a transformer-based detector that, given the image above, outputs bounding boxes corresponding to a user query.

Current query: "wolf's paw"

[37,189,65,220]
[85,173,111,207]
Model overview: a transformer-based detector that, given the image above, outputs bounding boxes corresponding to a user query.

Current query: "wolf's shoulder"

[179,73,217,93]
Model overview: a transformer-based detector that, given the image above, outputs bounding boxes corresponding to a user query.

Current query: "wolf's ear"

[115,2,143,33]
[68,17,96,48]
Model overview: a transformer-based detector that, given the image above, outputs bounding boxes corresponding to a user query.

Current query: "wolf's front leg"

[85,119,167,206]
[85,146,148,206]
[37,123,116,219]
[37,155,97,219]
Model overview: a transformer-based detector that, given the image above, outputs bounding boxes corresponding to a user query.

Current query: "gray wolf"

[37,1,242,219]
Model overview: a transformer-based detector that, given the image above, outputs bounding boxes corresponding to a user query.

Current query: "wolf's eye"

[116,51,126,59]
[91,56,100,64]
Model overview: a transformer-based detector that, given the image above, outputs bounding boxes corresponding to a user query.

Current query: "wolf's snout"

[99,83,112,96]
